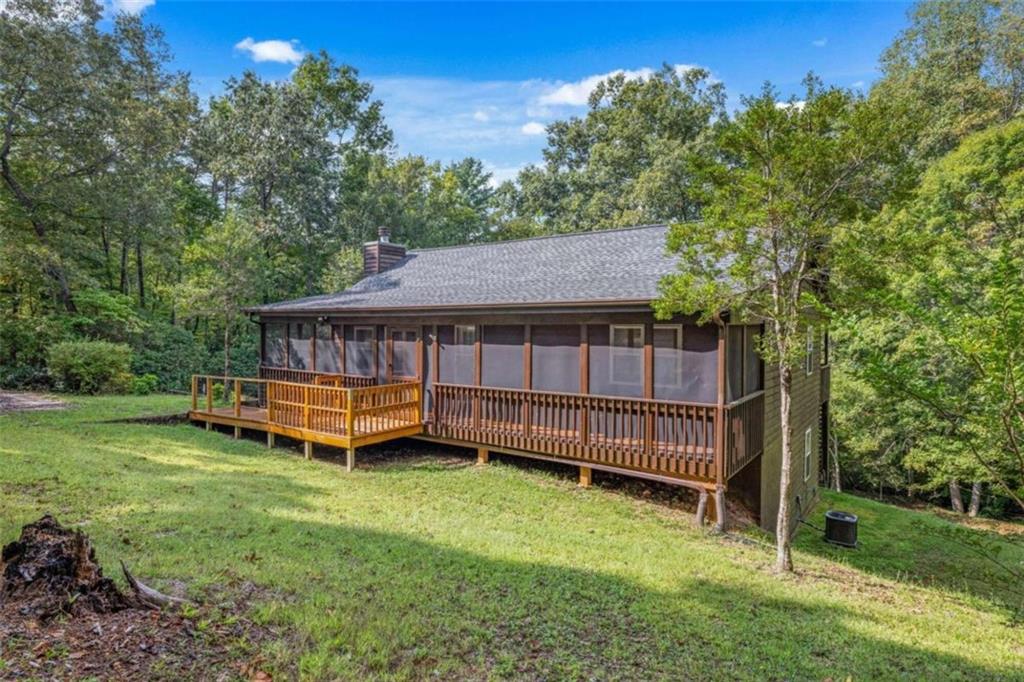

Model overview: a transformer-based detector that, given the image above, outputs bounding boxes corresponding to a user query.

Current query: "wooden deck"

[189,376,423,466]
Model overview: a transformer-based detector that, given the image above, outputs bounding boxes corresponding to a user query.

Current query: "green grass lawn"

[2,395,1023,680]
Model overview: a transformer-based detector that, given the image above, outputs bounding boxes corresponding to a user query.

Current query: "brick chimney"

[363,226,407,277]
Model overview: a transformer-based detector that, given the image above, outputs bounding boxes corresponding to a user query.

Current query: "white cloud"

[472,110,490,122]
[234,37,305,65]
[520,121,546,136]
[812,38,828,48]
[537,64,704,107]
[852,80,865,89]
[109,0,155,14]
[775,100,806,112]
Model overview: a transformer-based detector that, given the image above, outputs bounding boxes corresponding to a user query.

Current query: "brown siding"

[363,242,408,276]
[760,345,825,535]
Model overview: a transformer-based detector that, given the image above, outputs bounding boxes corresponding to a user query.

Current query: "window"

[653,325,683,389]
[820,329,830,367]
[610,325,644,385]
[805,327,815,375]
[804,427,813,481]
[455,325,476,347]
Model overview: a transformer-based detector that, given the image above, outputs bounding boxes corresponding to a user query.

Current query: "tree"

[655,79,896,572]
[850,119,1024,514]
[176,212,266,380]
[498,65,724,235]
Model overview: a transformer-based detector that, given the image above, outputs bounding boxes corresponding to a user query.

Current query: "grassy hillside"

[1,395,1022,680]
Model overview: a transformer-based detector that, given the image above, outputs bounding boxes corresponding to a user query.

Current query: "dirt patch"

[0,516,273,680]
[0,391,66,414]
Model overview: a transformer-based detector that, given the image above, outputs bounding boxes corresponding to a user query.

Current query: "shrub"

[0,363,53,390]
[131,373,159,395]
[47,341,132,394]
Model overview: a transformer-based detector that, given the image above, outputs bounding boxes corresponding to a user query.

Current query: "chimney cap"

[378,225,391,243]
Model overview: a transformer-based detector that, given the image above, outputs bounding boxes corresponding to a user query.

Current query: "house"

[190,224,829,534]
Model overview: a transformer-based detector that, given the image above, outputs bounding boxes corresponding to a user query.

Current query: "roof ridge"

[407,223,670,254]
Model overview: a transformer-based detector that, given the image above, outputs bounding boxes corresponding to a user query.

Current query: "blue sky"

[113,1,913,184]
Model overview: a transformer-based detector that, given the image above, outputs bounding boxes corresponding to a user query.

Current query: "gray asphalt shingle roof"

[250,224,681,314]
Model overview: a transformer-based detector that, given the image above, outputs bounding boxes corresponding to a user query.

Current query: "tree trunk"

[949,480,965,514]
[119,241,129,295]
[830,431,842,493]
[135,239,145,308]
[775,364,794,573]
[968,481,982,517]
[101,225,113,289]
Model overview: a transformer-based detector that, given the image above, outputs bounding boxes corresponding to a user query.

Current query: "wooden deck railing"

[191,375,419,440]
[723,390,765,478]
[258,366,377,388]
[429,383,725,482]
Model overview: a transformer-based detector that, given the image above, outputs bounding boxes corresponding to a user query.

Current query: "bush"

[0,364,53,390]
[131,373,159,395]
[47,341,132,394]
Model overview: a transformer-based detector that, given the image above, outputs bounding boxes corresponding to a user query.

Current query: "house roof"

[249,224,684,315]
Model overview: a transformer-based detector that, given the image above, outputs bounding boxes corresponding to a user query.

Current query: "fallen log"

[120,560,192,609]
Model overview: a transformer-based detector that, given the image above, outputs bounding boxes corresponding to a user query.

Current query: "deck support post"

[234,426,241,439]
[713,484,727,533]
[579,466,592,488]
[477,448,489,465]
[267,432,275,448]
[205,421,211,431]
[304,441,313,460]
[346,447,355,473]
[696,488,708,527]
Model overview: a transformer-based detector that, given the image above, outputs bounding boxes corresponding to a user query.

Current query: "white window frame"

[804,427,813,481]
[454,324,476,347]
[653,324,684,388]
[609,324,645,386]
[805,327,815,375]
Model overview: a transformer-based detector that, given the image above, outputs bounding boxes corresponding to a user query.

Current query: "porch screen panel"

[391,329,418,378]
[314,324,341,373]
[481,325,524,389]
[744,326,763,393]
[654,326,685,401]
[680,324,718,404]
[377,325,387,384]
[727,326,744,401]
[288,322,313,370]
[345,326,375,376]
[531,325,579,392]
[438,325,475,385]
[589,325,643,398]
[264,323,286,367]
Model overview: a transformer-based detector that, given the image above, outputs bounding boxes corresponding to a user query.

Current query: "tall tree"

[499,65,724,235]
[656,80,897,571]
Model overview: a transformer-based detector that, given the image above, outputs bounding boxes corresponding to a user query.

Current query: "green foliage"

[848,119,1024,511]
[131,373,159,395]
[495,65,724,235]
[47,340,132,394]
[131,321,206,391]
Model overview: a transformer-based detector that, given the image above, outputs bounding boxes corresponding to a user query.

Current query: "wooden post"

[696,488,708,527]
[304,441,313,460]
[643,322,654,466]
[191,375,198,411]
[715,322,727,487]
[579,325,590,447]
[267,432,275,448]
[234,426,241,439]
[579,466,592,488]
[346,388,356,436]
[477,447,489,465]
[267,382,275,425]
[303,385,311,431]
[234,379,241,417]
[346,447,355,473]
[206,421,212,431]
[714,484,727,533]
[206,377,213,413]
[523,324,532,438]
